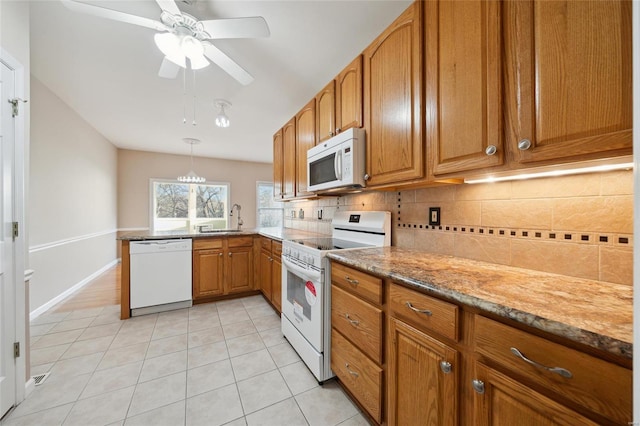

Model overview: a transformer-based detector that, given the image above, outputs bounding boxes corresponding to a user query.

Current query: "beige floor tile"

[59,335,114,360]
[30,362,54,377]
[241,295,268,308]
[295,382,358,426]
[236,370,292,415]
[223,417,247,426]
[30,311,71,326]
[267,342,301,367]
[139,350,187,383]
[146,333,188,359]
[258,328,286,348]
[188,317,221,332]
[118,314,157,331]
[252,314,281,332]
[222,320,257,340]
[218,310,251,326]
[187,341,229,369]
[80,361,143,399]
[246,304,277,320]
[90,311,122,326]
[245,397,309,426]
[124,400,186,426]
[156,308,190,325]
[48,318,95,334]
[230,349,276,382]
[188,325,224,349]
[1,402,73,426]
[29,323,56,337]
[128,372,187,417]
[186,384,244,426]
[77,322,122,341]
[186,359,235,398]
[63,386,135,426]
[279,361,319,395]
[337,413,370,425]
[64,306,105,320]
[97,342,149,371]
[187,309,220,324]
[31,329,83,349]
[226,333,265,358]
[48,352,103,381]
[110,327,154,350]
[152,320,189,340]
[30,343,71,366]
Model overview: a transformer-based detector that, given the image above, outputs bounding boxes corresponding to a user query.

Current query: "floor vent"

[32,372,50,386]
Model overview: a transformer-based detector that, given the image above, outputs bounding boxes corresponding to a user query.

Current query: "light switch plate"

[429,207,441,226]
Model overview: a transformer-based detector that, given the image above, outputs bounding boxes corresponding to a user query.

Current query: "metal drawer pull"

[510,347,573,378]
[405,302,432,316]
[345,363,359,378]
[440,361,452,374]
[345,313,359,326]
[472,379,485,394]
[345,276,359,286]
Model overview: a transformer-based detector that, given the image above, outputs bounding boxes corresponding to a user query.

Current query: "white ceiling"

[29,0,412,163]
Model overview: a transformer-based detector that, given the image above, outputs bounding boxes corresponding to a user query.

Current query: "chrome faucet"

[230,203,243,230]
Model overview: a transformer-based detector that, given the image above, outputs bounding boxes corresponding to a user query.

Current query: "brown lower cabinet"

[192,236,254,302]
[329,260,631,425]
[258,237,282,312]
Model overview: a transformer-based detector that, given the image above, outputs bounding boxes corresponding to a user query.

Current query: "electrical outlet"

[429,207,441,226]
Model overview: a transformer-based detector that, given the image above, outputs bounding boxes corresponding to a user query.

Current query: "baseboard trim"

[24,378,35,398]
[29,259,119,320]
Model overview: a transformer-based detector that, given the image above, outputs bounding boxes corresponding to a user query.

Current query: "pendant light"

[215,99,231,128]
[178,138,206,183]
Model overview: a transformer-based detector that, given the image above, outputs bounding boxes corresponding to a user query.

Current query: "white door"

[0,59,17,418]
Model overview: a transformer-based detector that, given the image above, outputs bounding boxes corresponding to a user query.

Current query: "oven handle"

[282,256,322,282]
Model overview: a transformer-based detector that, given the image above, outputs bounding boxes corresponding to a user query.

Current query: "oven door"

[281,255,324,352]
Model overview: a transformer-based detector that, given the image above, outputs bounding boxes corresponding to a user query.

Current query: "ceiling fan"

[60,0,270,85]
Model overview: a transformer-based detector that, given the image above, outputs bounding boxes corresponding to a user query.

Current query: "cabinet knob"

[517,139,532,151]
[329,132,334,137]
[228,252,232,257]
[472,379,485,394]
[336,128,341,133]
[439,361,452,374]
[485,145,497,156]
[219,253,223,257]
[363,174,370,181]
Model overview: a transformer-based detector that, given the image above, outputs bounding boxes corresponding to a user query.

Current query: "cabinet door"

[335,55,363,134]
[259,248,272,300]
[316,80,335,144]
[282,117,296,199]
[428,0,503,176]
[193,249,224,299]
[273,129,284,200]
[271,256,282,313]
[364,2,423,187]
[295,99,316,198]
[472,362,599,426]
[388,318,458,426]
[226,246,253,294]
[504,0,632,164]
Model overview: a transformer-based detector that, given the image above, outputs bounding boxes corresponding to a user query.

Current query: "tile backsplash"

[284,169,633,286]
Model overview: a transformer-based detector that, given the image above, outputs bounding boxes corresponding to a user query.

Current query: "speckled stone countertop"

[327,247,632,359]
[118,227,323,242]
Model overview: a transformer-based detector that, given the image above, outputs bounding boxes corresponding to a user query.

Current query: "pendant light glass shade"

[155,32,209,70]
[215,99,231,128]
[178,138,205,183]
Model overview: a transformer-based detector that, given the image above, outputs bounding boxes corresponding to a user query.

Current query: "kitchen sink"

[198,229,242,233]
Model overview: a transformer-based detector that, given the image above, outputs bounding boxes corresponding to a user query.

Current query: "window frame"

[149,178,232,232]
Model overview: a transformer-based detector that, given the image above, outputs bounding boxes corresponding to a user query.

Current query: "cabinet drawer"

[474,315,631,424]
[228,236,254,248]
[331,328,383,423]
[389,284,458,342]
[331,262,382,305]
[260,237,272,251]
[193,238,223,250]
[272,241,282,257]
[331,285,383,364]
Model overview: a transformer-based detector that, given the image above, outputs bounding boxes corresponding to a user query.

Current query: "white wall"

[29,77,118,315]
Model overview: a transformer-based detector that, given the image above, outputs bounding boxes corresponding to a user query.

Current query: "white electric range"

[281,210,391,383]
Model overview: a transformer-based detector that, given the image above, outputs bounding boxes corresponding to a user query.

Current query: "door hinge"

[9,98,28,118]
[14,342,20,358]
[12,222,19,240]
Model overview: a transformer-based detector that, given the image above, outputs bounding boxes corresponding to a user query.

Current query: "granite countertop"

[118,227,324,242]
[327,247,632,359]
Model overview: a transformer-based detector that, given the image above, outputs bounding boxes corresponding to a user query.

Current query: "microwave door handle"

[334,150,342,180]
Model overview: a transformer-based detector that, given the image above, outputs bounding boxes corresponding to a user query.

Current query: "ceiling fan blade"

[60,0,168,32]
[201,17,270,39]
[155,0,181,16]
[158,57,181,79]
[203,43,254,86]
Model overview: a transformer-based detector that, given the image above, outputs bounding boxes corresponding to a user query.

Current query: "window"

[151,180,230,232]
[257,181,284,228]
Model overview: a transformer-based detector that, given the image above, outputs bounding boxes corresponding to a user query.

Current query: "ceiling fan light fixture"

[181,35,204,58]
[154,32,180,57]
[189,54,210,70]
[214,99,232,128]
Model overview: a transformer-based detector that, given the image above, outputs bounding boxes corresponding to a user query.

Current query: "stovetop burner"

[289,237,374,251]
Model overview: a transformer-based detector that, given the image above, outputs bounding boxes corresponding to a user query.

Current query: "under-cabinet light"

[464,162,633,184]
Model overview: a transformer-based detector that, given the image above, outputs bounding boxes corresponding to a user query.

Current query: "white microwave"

[307,128,366,192]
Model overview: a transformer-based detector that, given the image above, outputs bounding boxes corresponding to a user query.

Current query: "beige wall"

[29,76,119,313]
[285,170,634,286]
[117,149,273,230]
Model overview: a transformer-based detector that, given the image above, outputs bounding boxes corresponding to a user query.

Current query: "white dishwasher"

[130,239,192,316]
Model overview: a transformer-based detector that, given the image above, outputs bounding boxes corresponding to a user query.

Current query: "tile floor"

[1,296,368,426]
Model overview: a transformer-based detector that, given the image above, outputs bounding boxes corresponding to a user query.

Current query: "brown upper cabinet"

[316,80,336,144]
[428,0,504,176]
[503,0,632,165]
[282,117,296,200]
[272,129,283,200]
[364,2,423,187]
[295,99,316,198]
